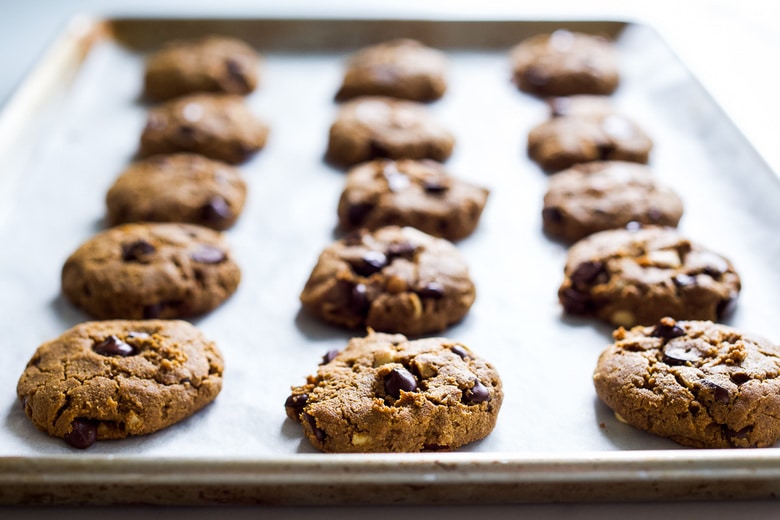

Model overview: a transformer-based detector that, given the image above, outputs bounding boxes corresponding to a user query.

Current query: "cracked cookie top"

[299,226,476,337]
[593,318,780,448]
[285,330,502,452]
[16,320,224,449]
[61,222,241,320]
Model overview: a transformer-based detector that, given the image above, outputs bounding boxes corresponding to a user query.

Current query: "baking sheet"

[1,16,780,504]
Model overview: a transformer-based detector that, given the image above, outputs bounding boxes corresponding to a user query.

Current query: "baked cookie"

[106,153,247,231]
[284,330,502,452]
[326,96,455,167]
[139,93,269,164]
[542,161,683,242]
[337,159,489,241]
[62,223,241,320]
[300,226,475,337]
[558,226,741,327]
[594,318,780,448]
[144,35,260,101]
[509,30,619,97]
[17,320,223,449]
[335,39,447,102]
[527,98,652,172]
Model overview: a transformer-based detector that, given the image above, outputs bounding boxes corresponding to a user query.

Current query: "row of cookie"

[511,30,780,449]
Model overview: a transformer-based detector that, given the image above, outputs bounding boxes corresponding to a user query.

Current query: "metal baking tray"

[2,15,780,505]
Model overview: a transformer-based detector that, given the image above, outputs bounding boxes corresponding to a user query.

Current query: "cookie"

[337,159,489,241]
[299,226,475,337]
[558,226,741,327]
[509,30,619,97]
[326,96,455,167]
[17,319,223,449]
[139,93,269,164]
[106,153,247,231]
[284,330,502,452]
[527,98,652,172]
[61,223,241,320]
[144,35,260,101]
[542,161,683,243]
[594,318,780,448]
[335,39,447,102]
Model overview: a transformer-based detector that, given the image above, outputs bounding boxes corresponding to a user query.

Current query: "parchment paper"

[1,21,779,461]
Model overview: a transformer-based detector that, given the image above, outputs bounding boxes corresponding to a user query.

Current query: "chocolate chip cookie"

[284,330,502,452]
[106,153,247,231]
[594,318,780,448]
[335,39,448,102]
[528,97,652,172]
[542,161,683,242]
[17,320,224,449]
[144,35,260,101]
[337,159,489,241]
[299,226,476,337]
[510,30,620,97]
[139,93,269,164]
[325,96,455,167]
[62,223,241,319]
[558,227,741,327]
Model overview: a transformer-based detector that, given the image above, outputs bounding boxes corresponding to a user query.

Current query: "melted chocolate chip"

[386,241,417,260]
[285,393,308,415]
[320,350,340,365]
[662,339,703,366]
[542,206,563,223]
[450,345,471,359]
[570,261,606,288]
[369,139,390,158]
[731,373,750,386]
[651,319,685,340]
[384,367,418,398]
[423,178,448,194]
[351,251,388,277]
[463,379,491,404]
[191,245,226,264]
[304,413,326,442]
[346,202,374,226]
[725,425,752,443]
[560,287,594,314]
[597,142,615,160]
[417,282,445,299]
[703,380,730,404]
[121,240,155,262]
[200,196,232,224]
[93,335,136,357]
[348,283,370,317]
[64,419,97,449]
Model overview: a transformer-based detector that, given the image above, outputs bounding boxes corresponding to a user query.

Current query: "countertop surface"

[1,0,779,518]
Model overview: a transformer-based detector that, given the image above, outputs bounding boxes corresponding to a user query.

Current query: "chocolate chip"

[177,125,197,144]
[93,335,136,357]
[386,241,417,260]
[191,245,226,264]
[320,350,339,365]
[348,283,370,317]
[463,379,491,405]
[560,287,594,314]
[143,303,162,319]
[417,282,445,299]
[731,373,750,385]
[717,295,738,319]
[384,367,418,398]
[597,142,615,160]
[673,274,696,288]
[542,206,563,223]
[662,339,703,366]
[369,139,390,158]
[703,380,730,404]
[350,251,388,277]
[346,202,374,226]
[284,393,308,415]
[304,413,326,442]
[450,345,471,359]
[570,261,606,288]
[725,425,752,444]
[121,240,155,262]
[64,419,97,449]
[651,319,685,340]
[423,178,448,194]
[200,196,232,224]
